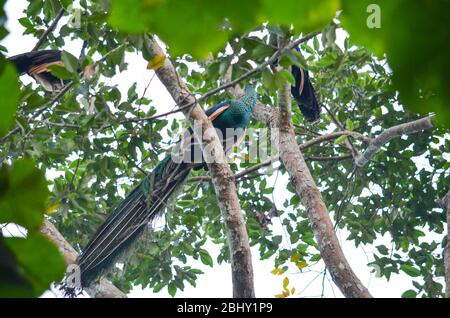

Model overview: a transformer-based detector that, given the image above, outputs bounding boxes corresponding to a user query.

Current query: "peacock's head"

[242,84,257,108]
[243,84,255,94]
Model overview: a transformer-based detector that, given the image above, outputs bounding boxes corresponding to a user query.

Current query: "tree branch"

[40,219,126,298]
[146,38,255,298]
[354,116,435,167]
[2,9,124,298]
[188,131,362,183]
[305,154,352,161]
[440,189,450,298]
[32,8,65,51]
[122,32,319,123]
[274,78,372,298]
[0,45,126,145]
[3,32,318,145]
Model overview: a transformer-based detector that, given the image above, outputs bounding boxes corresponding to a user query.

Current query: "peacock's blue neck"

[214,91,256,130]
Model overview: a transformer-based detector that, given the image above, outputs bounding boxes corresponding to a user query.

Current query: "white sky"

[2,0,442,298]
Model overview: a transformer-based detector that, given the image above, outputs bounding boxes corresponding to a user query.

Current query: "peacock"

[290,47,321,123]
[268,32,321,122]
[63,85,258,295]
[7,50,69,92]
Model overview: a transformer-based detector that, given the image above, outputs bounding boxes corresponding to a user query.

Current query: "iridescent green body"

[71,86,257,292]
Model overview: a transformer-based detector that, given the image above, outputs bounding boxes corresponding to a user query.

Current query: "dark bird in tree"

[7,50,69,92]
[62,85,258,296]
[268,32,321,122]
[291,60,321,122]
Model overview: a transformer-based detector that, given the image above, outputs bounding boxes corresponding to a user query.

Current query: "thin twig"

[137,73,156,110]
[147,31,320,119]
[355,115,435,167]
[2,31,316,144]
[32,8,65,51]
[305,154,352,161]
[189,135,355,183]
[0,45,126,145]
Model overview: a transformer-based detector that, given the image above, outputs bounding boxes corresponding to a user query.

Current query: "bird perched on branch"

[290,57,321,123]
[62,85,258,296]
[7,50,69,92]
[269,32,321,122]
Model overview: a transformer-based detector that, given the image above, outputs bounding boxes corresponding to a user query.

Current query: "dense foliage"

[0,0,448,297]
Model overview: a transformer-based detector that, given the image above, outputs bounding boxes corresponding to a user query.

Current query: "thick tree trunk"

[440,190,450,298]
[223,77,371,297]
[40,220,126,298]
[274,81,372,298]
[145,38,255,298]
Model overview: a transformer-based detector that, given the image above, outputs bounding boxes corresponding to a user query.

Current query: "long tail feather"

[291,66,321,122]
[62,156,191,295]
[7,50,62,75]
[268,31,321,123]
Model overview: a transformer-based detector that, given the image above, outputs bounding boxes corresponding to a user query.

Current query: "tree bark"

[145,38,255,298]
[440,190,450,298]
[274,81,372,298]
[220,71,372,297]
[40,219,126,298]
[354,116,435,167]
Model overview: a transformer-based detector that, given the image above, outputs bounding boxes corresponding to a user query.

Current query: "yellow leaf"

[283,277,289,289]
[275,293,285,298]
[147,55,166,70]
[46,201,60,214]
[282,290,289,297]
[271,268,284,275]
[290,251,300,263]
[296,261,308,269]
[291,287,296,295]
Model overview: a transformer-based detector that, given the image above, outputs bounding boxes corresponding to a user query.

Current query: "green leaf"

[2,233,65,297]
[0,159,49,230]
[400,264,421,277]
[341,0,450,127]
[153,282,164,293]
[108,0,153,34]
[401,289,417,298]
[262,69,276,93]
[272,235,282,245]
[61,51,79,74]
[283,276,289,289]
[199,249,213,267]
[27,0,43,16]
[345,118,354,131]
[251,42,277,61]
[168,282,177,297]
[334,135,347,145]
[261,0,340,33]
[285,49,307,68]
[275,70,295,88]
[376,245,389,256]
[109,0,260,58]
[108,45,126,67]
[0,62,20,137]
[47,65,73,80]
[0,237,34,297]
[18,17,33,30]
[278,69,296,86]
